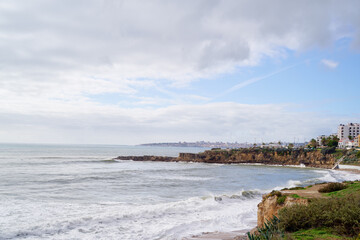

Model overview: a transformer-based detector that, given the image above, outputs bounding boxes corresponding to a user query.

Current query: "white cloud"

[0,1,359,143]
[0,0,358,90]
[321,59,339,69]
[0,99,351,144]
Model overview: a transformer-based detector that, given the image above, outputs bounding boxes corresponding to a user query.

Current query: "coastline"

[115,148,338,169]
[182,166,360,240]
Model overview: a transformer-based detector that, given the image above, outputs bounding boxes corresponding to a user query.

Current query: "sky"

[0,0,359,145]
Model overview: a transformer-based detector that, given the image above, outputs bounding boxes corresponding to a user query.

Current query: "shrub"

[269,190,282,197]
[356,151,360,158]
[290,194,301,199]
[321,147,336,155]
[278,194,360,237]
[277,195,287,205]
[247,216,283,240]
[318,182,347,193]
[288,186,305,190]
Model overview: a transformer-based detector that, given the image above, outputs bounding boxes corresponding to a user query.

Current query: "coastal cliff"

[252,181,360,239]
[116,149,337,168]
[257,192,308,227]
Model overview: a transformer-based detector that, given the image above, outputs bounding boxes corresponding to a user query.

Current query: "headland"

[115,148,339,169]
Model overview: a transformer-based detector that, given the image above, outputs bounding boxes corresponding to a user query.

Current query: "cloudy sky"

[1,0,359,144]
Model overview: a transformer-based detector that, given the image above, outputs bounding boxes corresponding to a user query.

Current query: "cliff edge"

[116,149,337,169]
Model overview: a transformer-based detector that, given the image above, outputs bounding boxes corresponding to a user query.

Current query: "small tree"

[327,135,339,148]
[288,143,294,149]
[309,139,318,148]
[321,137,327,146]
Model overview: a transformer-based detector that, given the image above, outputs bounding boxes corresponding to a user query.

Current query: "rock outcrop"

[116,155,177,162]
[256,183,331,227]
[115,149,337,169]
[257,193,308,227]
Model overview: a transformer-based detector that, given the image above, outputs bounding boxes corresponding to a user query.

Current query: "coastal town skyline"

[1,1,359,144]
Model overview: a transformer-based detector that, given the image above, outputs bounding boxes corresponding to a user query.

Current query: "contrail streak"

[214,62,305,99]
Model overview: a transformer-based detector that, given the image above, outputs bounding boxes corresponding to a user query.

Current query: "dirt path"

[281,184,328,198]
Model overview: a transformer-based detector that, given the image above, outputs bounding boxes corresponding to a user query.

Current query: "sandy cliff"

[257,193,308,227]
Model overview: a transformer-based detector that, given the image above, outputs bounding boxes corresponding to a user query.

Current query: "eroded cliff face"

[257,194,308,227]
[179,150,336,168]
[116,149,337,168]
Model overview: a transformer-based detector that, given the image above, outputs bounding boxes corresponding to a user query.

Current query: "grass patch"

[289,194,307,199]
[318,182,347,193]
[324,181,360,197]
[277,195,287,205]
[288,186,305,190]
[289,228,353,240]
[269,190,282,197]
[278,193,360,237]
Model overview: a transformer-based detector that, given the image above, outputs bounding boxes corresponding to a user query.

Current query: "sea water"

[0,144,359,240]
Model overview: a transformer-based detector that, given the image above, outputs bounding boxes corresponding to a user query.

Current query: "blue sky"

[89,38,360,114]
[0,1,359,144]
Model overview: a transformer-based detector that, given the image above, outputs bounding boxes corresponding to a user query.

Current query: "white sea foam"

[339,164,360,170]
[1,144,359,240]
[1,194,259,240]
[149,175,214,181]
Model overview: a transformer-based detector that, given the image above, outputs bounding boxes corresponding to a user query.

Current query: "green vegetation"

[249,181,360,239]
[289,194,306,199]
[342,150,360,165]
[210,147,221,151]
[288,228,353,240]
[318,182,347,193]
[288,186,305,190]
[320,147,336,155]
[308,138,318,148]
[320,135,339,148]
[269,190,282,197]
[324,181,360,197]
[278,190,360,237]
[277,195,287,205]
[247,216,284,240]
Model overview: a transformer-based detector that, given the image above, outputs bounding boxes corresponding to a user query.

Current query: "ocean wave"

[1,193,259,240]
[271,169,360,191]
[149,175,213,181]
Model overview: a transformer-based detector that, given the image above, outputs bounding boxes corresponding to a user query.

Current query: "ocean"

[0,144,358,240]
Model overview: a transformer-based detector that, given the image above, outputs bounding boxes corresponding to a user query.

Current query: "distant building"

[355,135,360,148]
[316,135,326,146]
[337,123,360,140]
[316,134,337,146]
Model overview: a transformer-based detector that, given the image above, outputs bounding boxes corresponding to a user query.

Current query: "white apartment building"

[316,135,326,145]
[337,123,360,140]
[316,133,337,146]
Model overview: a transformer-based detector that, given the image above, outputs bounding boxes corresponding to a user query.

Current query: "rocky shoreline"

[115,148,338,169]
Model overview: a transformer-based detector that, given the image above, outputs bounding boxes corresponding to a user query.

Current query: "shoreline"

[114,151,360,240]
[115,148,339,169]
[181,167,360,240]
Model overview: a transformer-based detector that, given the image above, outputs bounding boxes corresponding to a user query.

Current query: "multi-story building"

[316,135,326,146]
[337,123,360,140]
[355,135,360,148]
[316,133,337,146]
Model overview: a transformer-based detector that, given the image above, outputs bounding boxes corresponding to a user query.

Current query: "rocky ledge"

[115,148,337,169]
[257,183,329,227]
